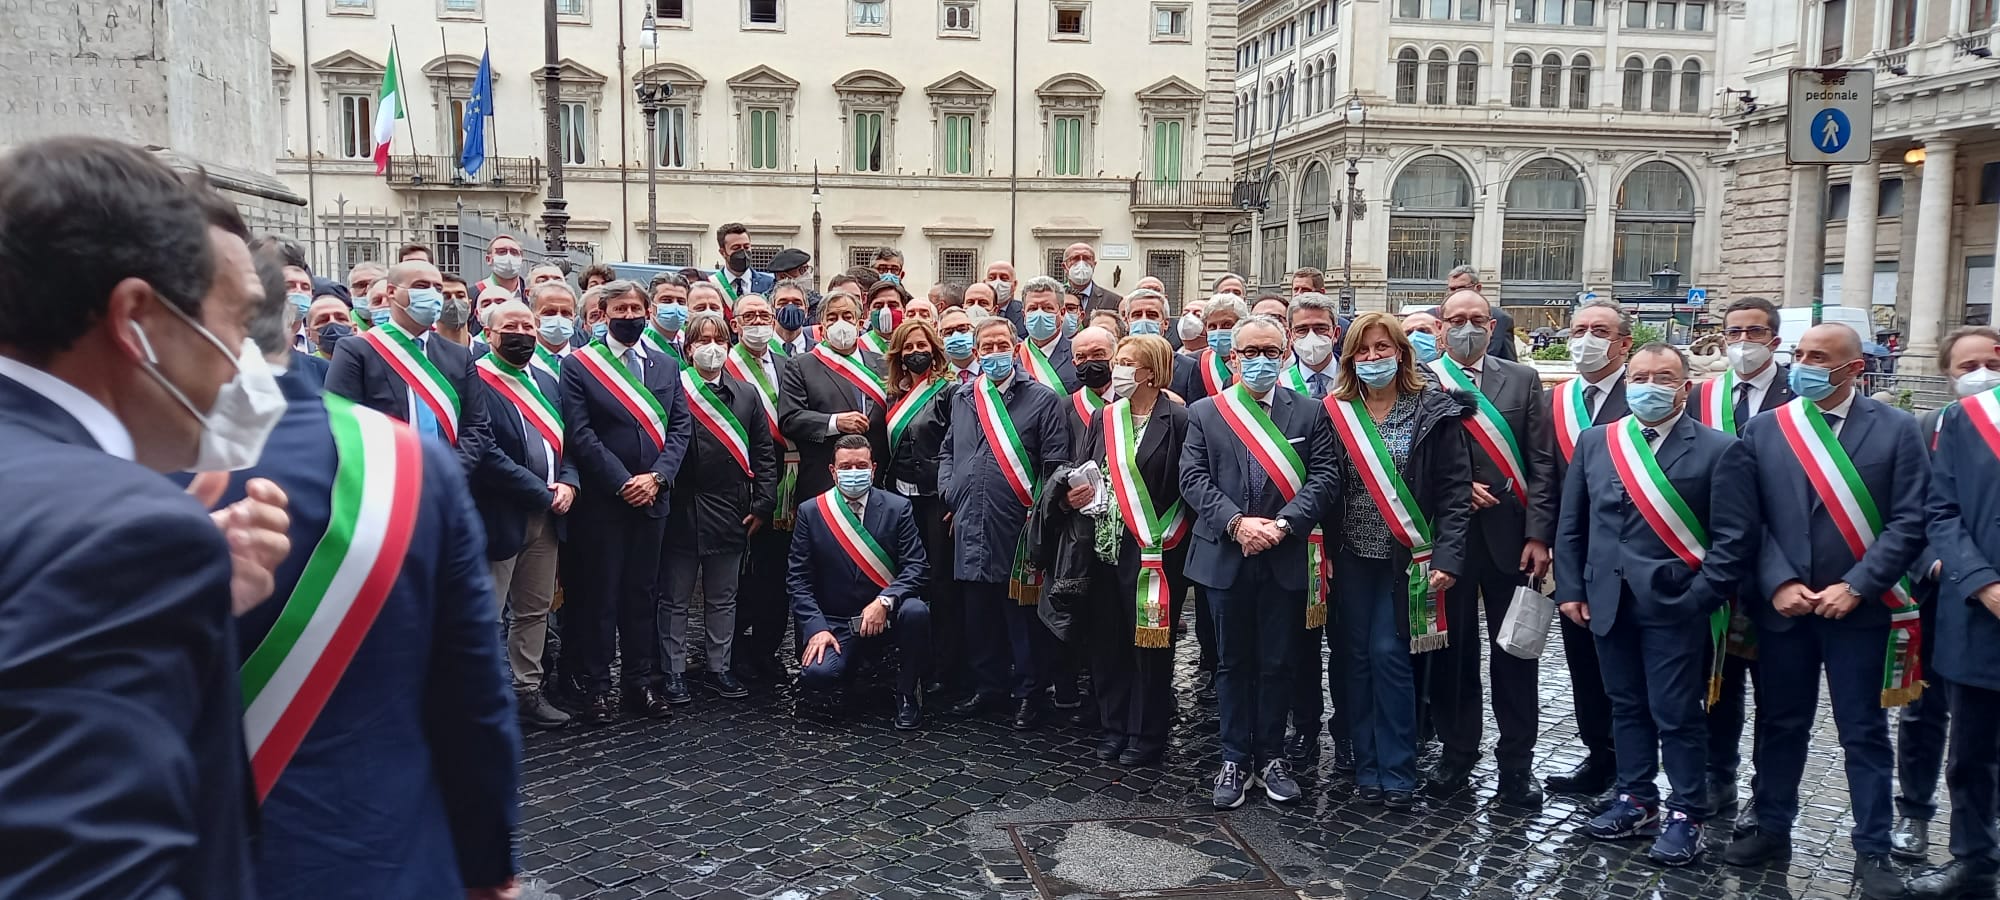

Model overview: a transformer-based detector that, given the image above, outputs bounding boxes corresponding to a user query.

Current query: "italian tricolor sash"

[1960,387,2000,458]
[816,491,894,588]
[640,325,684,364]
[240,396,423,801]
[475,357,563,454]
[887,377,951,450]
[1105,398,1189,648]
[1696,369,1739,434]
[861,329,890,355]
[532,344,565,378]
[1199,349,1234,395]
[1552,377,1590,462]
[1773,399,1924,707]
[973,375,1036,507]
[709,270,742,303]
[812,344,888,405]
[725,343,797,525]
[1071,387,1107,425]
[1607,416,1707,566]
[1213,384,1305,500]
[361,322,460,444]
[1428,357,1528,505]
[681,371,754,477]
[1327,396,1448,652]
[1018,338,1065,388]
[577,342,670,451]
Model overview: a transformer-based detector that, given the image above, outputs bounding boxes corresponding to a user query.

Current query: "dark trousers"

[736,523,794,665]
[1707,638,1763,809]
[1210,561,1304,767]
[912,495,964,689]
[1595,602,1711,820]
[566,500,666,693]
[1288,587,1351,745]
[1192,584,1217,671]
[1430,539,1538,771]
[1341,551,1419,791]
[797,599,931,697]
[1947,680,2000,870]
[1898,596,1952,820]
[1755,618,1896,854]
[962,580,1050,699]
[1086,558,1182,755]
[1561,611,1617,765]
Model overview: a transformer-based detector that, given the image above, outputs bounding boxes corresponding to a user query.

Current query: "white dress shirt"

[1641,411,1683,450]
[1819,389,1857,438]
[1583,364,1627,419]
[1740,361,1779,415]
[0,355,136,461]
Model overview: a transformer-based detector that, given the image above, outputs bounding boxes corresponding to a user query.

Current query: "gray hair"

[770,277,812,302]
[683,310,731,345]
[597,279,648,307]
[529,279,577,308]
[1212,272,1245,292]
[937,281,966,306]
[481,298,534,330]
[731,291,770,312]
[1230,314,1286,349]
[1576,297,1634,335]
[346,260,388,285]
[1287,291,1338,323]
[250,253,293,360]
[1448,264,1481,286]
[1019,275,1065,301]
[1203,293,1251,325]
[649,271,690,290]
[1124,288,1166,309]
[973,315,1017,343]
[873,246,904,264]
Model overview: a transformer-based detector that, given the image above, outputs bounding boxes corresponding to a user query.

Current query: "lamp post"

[810,164,824,292]
[634,12,669,263]
[1652,264,1684,342]
[1339,95,1366,316]
[539,0,569,252]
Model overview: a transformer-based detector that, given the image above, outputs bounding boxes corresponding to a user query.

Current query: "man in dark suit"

[780,293,888,502]
[714,222,777,299]
[1281,292,1349,772]
[1722,325,1926,898]
[1062,242,1124,316]
[729,292,803,683]
[1419,289,1558,806]
[325,258,493,475]
[791,435,933,729]
[1181,315,1339,809]
[0,139,293,899]
[1545,298,1636,798]
[1555,343,1758,866]
[1174,294,1248,407]
[1446,265,1516,362]
[1018,276,1079,392]
[559,279,693,723]
[472,299,579,731]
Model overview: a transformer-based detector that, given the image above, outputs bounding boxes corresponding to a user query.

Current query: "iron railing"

[1129,178,1257,210]
[384,155,544,189]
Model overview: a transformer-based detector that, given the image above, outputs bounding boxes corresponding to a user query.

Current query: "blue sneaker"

[1648,811,1704,866]
[1584,793,1661,840]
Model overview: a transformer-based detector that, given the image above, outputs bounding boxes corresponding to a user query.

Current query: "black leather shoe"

[1722,828,1793,867]
[1095,736,1126,762]
[1732,802,1761,840]
[1495,767,1545,808]
[623,685,672,719]
[1012,698,1044,731]
[1384,790,1417,810]
[1356,785,1384,806]
[1424,759,1474,797]
[1855,853,1915,900]
[517,689,572,731]
[1709,775,1741,818]
[1284,733,1322,768]
[1544,757,1616,795]
[895,694,922,731]
[1894,816,1934,864]
[1118,745,1164,767]
[949,692,1006,717]
[704,671,750,699]
[662,673,693,705]
[1908,860,2000,900]
[1331,740,1356,775]
[585,692,619,725]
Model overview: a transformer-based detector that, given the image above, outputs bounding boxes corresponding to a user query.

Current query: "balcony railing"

[1129,178,1257,211]
[385,155,544,190]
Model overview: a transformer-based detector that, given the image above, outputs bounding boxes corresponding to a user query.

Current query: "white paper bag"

[1497,584,1555,660]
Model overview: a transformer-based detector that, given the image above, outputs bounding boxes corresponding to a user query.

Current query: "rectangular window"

[1500,219,1584,282]
[1154,5,1187,37]
[849,246,880,268]
[1574,0,1595,25]
[653,242,695,266]
[337,94,372,159]
[938,248,978,284]
[1429,0,1449,17]
[1976,0,1997,32]
[748,107,780,169]
[1878,177,1903,216]
[1570,63,1590,109]
[1626,0,1647,28]
[1981,162,2000,204]
[1459,0,1479,19]
[447,97,470,161]
[1261,225,1288,284]
[444,0,479,11]
[658,0,686,19]
[340,238,381,271]
[1683,1,1704,29]
[1146,250,1187,307]
[1541,0,1562,23]
[431,225,462,273]
[852,111,885,172]
[1387,217,1473,282]
[1045,247,1066,280]
[656,105,688,168]
[1653,0,1675,29]
[1229,230,1252,279]
[559,102,588,165]
[1826,182,1851,220]
[1152,119,1183,183]
[851,0,885,27]
[943,0,975,32]
[1299,218,1329,269]
[1054,4,1086,37]
[748,0,779,24]
[1821,0,1845,63]
[1611,222,1693,283]
[556,0,584,14]
[1398,0,1420,16]
[1051,115,1083,175]
[1512,0,1532,20]
[1888,0,1915,48]
[333,0,371,8]
[943,113,975,174]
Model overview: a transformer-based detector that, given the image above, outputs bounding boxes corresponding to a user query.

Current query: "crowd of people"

[15,135,2000,899]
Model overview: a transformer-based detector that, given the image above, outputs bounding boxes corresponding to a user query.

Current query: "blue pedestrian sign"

[1685,287,1708,306]
[1788,68,1874,165]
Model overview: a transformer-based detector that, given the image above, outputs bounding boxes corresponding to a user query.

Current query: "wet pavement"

[517,646,1906,899]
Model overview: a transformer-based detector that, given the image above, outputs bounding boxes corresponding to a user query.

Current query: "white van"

[1774,306,1871,364]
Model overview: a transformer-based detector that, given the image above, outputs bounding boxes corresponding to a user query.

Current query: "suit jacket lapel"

[1594,375,1630,425]
[1653,414,1699,474]
[1838,398,1877,463]
[1134,401,1169,463]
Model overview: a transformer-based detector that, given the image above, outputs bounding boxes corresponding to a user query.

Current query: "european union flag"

[460,46,492,177]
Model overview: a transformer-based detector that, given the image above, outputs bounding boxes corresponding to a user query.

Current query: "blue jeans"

[1340,551,1417,792]
[1209,559,1303,767]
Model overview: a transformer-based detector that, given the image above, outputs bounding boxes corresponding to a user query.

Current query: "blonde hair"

[1115,334,1174,389]
[1334,311,1429,400]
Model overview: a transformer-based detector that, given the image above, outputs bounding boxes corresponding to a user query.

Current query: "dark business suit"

[1426,354,1559,775]
[789,487,931,696]
[559,340,693,695]
[1554,413,1758,820]
[324,322,493,474]
[1552,372,1632,777]
[1072,281,1123,317]
[736,347,802,673]
[711,265,776,299]
[1926,398,2000,870]
[779,346,889,502]
[1487,308,1518,362]
[1181,385,1339,767]
[289,349,330,388]
[660,372,776,677]
[227,373,520,899]
[1738,394,1927,853]
[0,373,255,900]
[472,364,578,562]
[1897,406,1952,825]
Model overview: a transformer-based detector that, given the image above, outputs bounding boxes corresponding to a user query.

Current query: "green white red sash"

[709,269,743,303]
[1018,338,1065,388]
[812,344,888,405]
[361,322,460,444]
[1607,416,1707,567]
[1326,395,1448,652]
[532,344,565,379]
[724,342,797,524]
[887,377,951,450]
[641,325,684,364]
[1105,397,1189,647]
[240,396,423,801]
[973,375,1035,507]
[817,491,893,588]
[1213,384,1305,500]
[578,342,670,451]
[1552,377,1590,462]
[861,329,889,355]
[1071,386,1107,425]
[1959,387,2000,456]
[475,356,563,454]
[1772,399,1924,707]
[681,371,754,476]
[1199,349,1234,395]
[1696,369,1739,434]
[1428,356,1527,505]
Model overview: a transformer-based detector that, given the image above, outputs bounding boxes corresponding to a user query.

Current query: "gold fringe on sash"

[1135,625,1172,648]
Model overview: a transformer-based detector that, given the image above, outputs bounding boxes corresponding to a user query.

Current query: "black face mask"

[495,332,538,366]
[1076,359,1113,389]
[607,315,647,345]
[316,321,354,354]
[902,351,933,374]
[727,250,751,274]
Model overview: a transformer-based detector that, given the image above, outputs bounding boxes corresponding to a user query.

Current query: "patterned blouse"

[1340,391,1420,560]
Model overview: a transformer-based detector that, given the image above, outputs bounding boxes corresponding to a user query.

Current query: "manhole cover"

[1001,815,1290,899]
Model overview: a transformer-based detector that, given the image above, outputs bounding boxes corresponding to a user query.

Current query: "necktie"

[1584,384,1602,419]
[1734,382,1753,425]
[734,277,745,298]
[1310,372,1328,400]
[1641,426,1660,443]
[959,369,975,384]
[1825,412,1843,435]
[1466,366,1481,392]
[410,337,444,441]
[1243,401,1269,512]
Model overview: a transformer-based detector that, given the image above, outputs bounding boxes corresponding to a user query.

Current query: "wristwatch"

[876,596,895,610]
[1274,518,1293,537]
[650,472,665,488]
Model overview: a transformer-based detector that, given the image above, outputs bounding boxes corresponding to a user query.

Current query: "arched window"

[1328,55,1340,104]
[1680,59,1702,113]
[1262,170,1290,280]
[1389,155,1475,283]
[1621,57,1644,111]
[1651,57,1673,112]
[1427,49,1450,105]
[1510,52,1533,108]
[1569,54,1592,109]
[1299,163,1332,268]
[1614,161,1695,284]
[1456,50,1480,105]
[1540,52,1563,108]
[1396,48,1420,103]
[1503,158,1586,284]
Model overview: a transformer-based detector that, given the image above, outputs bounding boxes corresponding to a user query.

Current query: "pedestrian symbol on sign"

[1812,108,1851,154]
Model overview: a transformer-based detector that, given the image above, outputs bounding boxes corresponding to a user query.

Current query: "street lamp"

[1339,95,1367,315]
[1650,264,1683,296]
[539,0,569,253]
[810,164,824,292]
[634,11,671,262]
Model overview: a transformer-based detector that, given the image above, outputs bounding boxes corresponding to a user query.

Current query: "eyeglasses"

[1570,325,1621,339]
[1627,374,1684,387]
[1443,316,1491,329]
[1235,346,1286,360]
[736,311,775,325]
[1722,326,1774,340]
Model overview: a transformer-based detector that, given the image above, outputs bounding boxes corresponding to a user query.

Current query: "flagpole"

[440,26,457,178]
[485,28,499,173]
[390,26,420,180]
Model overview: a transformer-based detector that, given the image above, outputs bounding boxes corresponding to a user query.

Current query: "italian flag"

[373,45,405,175]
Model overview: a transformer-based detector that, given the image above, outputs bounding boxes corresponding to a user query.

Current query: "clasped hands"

[1773,580,1861,619]
[1233,516,1286,555]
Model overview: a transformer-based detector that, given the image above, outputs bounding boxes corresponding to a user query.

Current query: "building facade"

[1231,0,1732,332]
[266,0,1244,307]
[1718,0,2000,371]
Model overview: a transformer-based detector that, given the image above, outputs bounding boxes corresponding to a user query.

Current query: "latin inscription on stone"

[0,0,170,145]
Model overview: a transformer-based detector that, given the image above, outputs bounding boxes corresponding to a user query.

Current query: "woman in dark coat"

[1064,333,1191,766]
[882,318,958,693]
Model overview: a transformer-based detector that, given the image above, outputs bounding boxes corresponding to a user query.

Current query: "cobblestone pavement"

[518,646,1907,899]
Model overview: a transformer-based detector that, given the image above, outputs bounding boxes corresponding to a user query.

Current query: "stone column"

[1842,156,1881,309]
[1904,137,1958,371]
[1782,166,1828,308]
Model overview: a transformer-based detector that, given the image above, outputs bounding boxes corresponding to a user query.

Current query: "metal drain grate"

[1000,815,1292,898]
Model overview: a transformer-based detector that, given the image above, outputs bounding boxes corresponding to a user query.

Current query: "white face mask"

[691,342,728,373]
[1294,332,1334,368]
[824,320,860,352]
[132,303,287,472]
[964,305,992,321]
[1110,364,1140,399]
[1957,367,2000,398]
[489,252,524,278]
[1726,341,1773,376]
[742,324,774,348]
[1569,334,1611,372]
[1178,312,1205,341]
[1067,261,1094,284]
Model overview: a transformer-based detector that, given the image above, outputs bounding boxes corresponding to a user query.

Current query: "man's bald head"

[1801,322,1863,360]
[1441,289,1490,319]
[1071,326,1115,363]
[388,259,440,288]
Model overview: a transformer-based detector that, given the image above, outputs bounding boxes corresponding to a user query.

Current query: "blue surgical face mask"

[837,467,874,498]
[592,320,609,341]
[944,331,976,360]
[879,272,902,285]
[654,301,689,331]
[1788,361,1844,402]
[539,314,574,345]
[1129,318,1163,337]
[1026,310,1059,341]
[1626,382,1681,421]
[981,350,1016,381]
[404,287,445,328]
[370,306,393,327]
[1409,330,1440,363]
[287,292,312,321]
[1239,355,1281,392]
[1061,312,1081,337]
[1355,357,1400,389]
[1208,328,1234,354]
